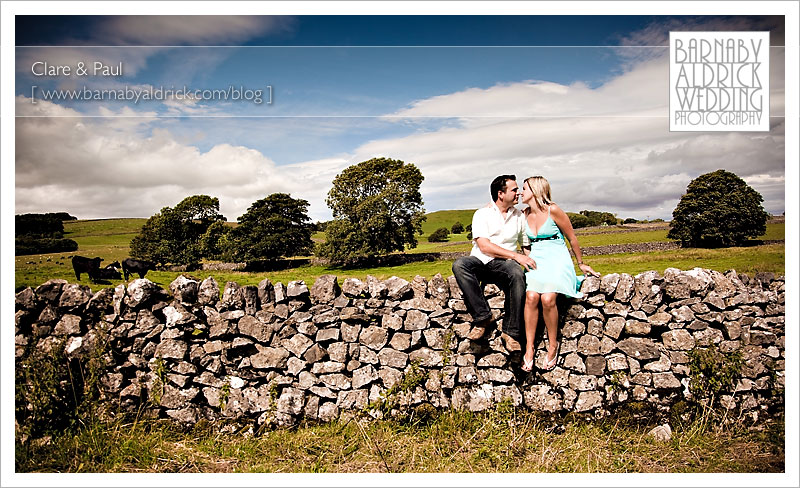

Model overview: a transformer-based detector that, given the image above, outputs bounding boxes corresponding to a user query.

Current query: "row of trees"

[128,164,769,267]
[130,194,315,265]
[15,213,78,255]
[130,157,425,266]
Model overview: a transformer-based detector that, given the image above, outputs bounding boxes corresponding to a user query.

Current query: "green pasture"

[15,217,785,293]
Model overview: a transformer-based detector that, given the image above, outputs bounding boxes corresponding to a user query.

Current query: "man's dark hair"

[490,174,516,202]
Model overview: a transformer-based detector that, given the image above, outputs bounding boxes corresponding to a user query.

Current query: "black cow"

[95,261,122,280]
[71,255,103,282]
[122,258,154,280]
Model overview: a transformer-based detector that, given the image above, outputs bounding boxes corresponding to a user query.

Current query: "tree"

[228,193,313,261]
[428,227,450,242]
[130,195,226,265]
[579,210,617,227]
[567,212,591,229]
[451,221,465,234]
[317,157,425,264]
[667,169,769,247]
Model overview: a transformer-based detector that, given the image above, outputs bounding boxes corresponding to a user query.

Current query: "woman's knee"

[525,291,540,306]
[541,293,557,309]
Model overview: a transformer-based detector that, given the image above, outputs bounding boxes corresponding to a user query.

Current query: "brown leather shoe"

[467,326,487,340]
[500,333,522,352]
[467,317,493,340]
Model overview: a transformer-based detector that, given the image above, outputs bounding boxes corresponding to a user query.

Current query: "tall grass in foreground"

[16,405,784,473]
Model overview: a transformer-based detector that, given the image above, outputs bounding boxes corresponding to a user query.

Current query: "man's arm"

[475,237,536,270]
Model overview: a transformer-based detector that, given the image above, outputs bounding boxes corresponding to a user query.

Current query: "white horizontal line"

[14,115,787,119]
[15,45,788,49]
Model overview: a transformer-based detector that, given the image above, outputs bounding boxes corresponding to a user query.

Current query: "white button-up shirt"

[469,202,529,264]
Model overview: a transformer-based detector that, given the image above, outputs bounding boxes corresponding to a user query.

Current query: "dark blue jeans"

[451,256,526,341]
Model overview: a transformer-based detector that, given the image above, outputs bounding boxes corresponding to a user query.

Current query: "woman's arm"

[550,204,600,277]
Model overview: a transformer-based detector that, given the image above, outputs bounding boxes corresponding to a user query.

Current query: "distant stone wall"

[14,267,785,428]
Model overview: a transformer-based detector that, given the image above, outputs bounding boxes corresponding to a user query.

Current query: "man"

[452,175,536,352]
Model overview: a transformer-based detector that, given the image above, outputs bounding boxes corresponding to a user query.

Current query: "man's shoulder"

[472,205,495,218]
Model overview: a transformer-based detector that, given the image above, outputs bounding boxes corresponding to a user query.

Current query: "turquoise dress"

[524,207,584,298]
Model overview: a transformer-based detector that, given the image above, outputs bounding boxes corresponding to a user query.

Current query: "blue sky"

[13,14,787,222]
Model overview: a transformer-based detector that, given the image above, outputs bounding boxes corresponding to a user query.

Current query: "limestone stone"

[614,273,635,302]
[643,353,672,372]
[617,337,660,360]
[580,275,601,294]
[606,353,628,371]
[428,273,450,304]
[352,364,378,389]
[320,373,351,390]
[625,320,651,335]
[524,385,562,412]
[574,391,603,412]
[316,328,340,342]
[662,329,695,350]
[569,375,598,391]
[53,314,82,335]
[600,273,620,295]
[257,278,275,306]
[604,316,626,339]
[360,325,389,350]
[169,275,198,305]
[383,276,411,300]
[563,353,586,373]
[649,312,672,327]
[404,309,429,331]
[563,320,585,339]
[238,315,271,343]
[250,347,289,369]
[58,283,93,310]
[378,348,408,368]
[423,328,450,349]
[287,280,309,299]
[311,275,339,303]
[652,372,681,389]
[648,424,673,442]
[311,361,345,374]
[283,334,314,357]
[126,279,161,308]
[585,356,606,375]
[409,348,443,367]
[365,275,387,298]
[341,278,368,298]
[451,385,494,412]
[603,301,628,317]
[693,328,724,346]
[577,335,601,356]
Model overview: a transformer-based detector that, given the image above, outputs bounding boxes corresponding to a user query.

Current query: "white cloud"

[354,52,785,220]
[15,96,294,220]
[95,16,294,46]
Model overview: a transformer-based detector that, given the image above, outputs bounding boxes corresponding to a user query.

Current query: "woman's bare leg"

[540,292,560,361]
[523,291,541,363]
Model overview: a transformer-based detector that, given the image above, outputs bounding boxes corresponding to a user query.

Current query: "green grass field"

[15,216,785,293]
[15,406,783,473]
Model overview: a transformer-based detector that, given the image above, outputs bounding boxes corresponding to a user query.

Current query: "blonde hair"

[524,176,552,212]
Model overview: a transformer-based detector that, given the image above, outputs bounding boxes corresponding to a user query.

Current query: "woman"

[520,176,600,372]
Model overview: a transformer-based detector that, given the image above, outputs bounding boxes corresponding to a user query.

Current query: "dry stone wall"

[14,267,785,428]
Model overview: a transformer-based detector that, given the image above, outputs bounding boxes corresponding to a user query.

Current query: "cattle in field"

[95,261,122,280]
[122,258,154,280]
[71,255,103,282]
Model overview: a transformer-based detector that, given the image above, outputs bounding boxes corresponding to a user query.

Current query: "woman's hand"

[578,262,600,277]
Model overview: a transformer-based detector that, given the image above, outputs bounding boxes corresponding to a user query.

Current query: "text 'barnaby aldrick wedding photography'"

[669,31,770,131]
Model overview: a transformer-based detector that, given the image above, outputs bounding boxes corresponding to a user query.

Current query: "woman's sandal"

[543,344,560,371]
[521,354,534,372]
